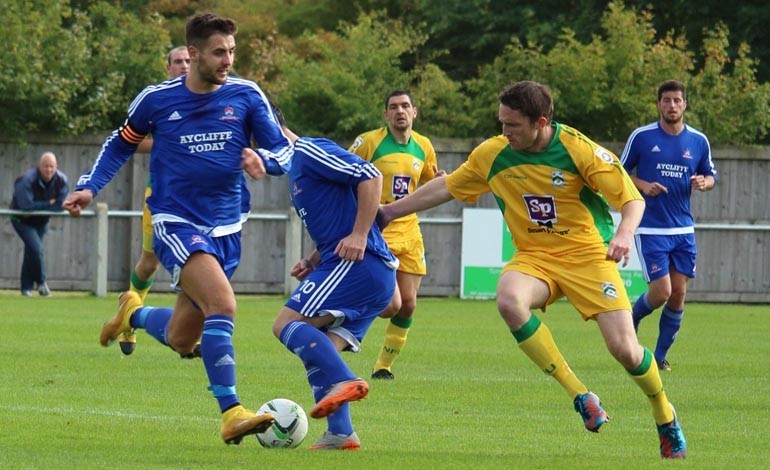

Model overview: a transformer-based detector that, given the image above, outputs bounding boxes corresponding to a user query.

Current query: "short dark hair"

[384,90,414,109]
[185,13,237,49]
[658,80,686,102]
[498,81,553,123]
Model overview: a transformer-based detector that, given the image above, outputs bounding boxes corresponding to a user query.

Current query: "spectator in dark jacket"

[10,152,69,296]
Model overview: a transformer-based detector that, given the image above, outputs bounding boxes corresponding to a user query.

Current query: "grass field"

[0,292,767,468]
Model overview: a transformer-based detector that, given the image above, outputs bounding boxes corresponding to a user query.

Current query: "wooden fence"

[1,135,768,302]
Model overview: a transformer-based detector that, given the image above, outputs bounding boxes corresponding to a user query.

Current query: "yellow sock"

[373,317,412,371]
[627,348,675,425]
[514,315,588,399]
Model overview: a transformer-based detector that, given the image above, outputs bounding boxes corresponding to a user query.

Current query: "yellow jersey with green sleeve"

[349,127,438,239]
[446,122,642,256]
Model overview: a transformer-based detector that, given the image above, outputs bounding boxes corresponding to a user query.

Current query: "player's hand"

[433,165,447,178]
[606,230,633,267]
[690,174,707,191]
[334,233,366,261]
[241,148,266,180]
[643,181,668,197]
[62,190,94,217]
[290,258,314,281]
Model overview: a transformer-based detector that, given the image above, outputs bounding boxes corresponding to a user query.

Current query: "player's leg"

[178,251,273,444]
[119,199,159,354]
[654,236,695,370]
[594,310,686,458]
[632,234,671,331]
[501,269,589,395]
[372,271,422,379]
[129,199,159,301]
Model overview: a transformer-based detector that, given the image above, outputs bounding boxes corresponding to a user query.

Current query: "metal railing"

[3,207,769,297]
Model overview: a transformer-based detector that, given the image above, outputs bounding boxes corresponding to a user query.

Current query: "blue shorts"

[153,221,241,289]
[285,255,396,351]
[634,233,697,282]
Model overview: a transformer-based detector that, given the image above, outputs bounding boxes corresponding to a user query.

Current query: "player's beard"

[662,113,684,126]
[198,63,228,86]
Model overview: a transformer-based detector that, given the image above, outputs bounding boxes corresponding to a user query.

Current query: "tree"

[0,0,169,140]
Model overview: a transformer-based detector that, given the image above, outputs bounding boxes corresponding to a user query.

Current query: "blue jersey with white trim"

[75,75,292,236]
[289,137,396,266]
[621,121,716,232]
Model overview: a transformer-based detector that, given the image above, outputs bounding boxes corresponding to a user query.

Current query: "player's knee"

[167,332,197,355]
[496,294,530,329]
[399,297,417,317]
[607,340,642,369]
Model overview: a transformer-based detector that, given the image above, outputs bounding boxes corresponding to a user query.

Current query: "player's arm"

[629,174,668,197]
[606,199,644,267]
[378,175,453,229]
[250,93,294,175]
[64,120,145,216]
[291,249,321,281]
[335,175,382,262]
[690,174,715,191]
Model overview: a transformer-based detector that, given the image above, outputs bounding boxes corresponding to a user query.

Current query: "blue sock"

[655,305,683,361]
[632,293,655,331]
[201,315,239,412]
[306,366,353,436]
[280,321,355,386]
[131,307,173,346]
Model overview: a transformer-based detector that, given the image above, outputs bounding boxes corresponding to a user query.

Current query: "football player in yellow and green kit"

[377,81,687,459]
[349,90,443,380]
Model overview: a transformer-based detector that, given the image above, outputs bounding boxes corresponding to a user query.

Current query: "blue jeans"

[11,219,48,291]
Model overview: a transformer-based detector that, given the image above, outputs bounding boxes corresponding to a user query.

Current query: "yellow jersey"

[350,127,438,239]
[446,123,642,255]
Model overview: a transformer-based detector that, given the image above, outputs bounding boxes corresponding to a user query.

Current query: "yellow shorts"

[141,186,153,253]
[503,248,631,320]
[385,235,426,276]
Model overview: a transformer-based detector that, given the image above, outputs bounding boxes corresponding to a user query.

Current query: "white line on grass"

[0,404,218,423]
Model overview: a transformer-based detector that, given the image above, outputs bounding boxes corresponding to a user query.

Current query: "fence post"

[283,210,302,295]
[94,203,109,297]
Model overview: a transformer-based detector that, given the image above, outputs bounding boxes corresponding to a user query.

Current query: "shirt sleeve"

[583,146,643,211]
[249,90,294,176]
[619,132,640,174]
[445,149,489,204]
[297,138,381,186]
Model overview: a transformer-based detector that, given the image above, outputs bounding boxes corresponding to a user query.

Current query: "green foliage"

[465,1,770,144]
[0,0,169,140]
[688,24,770,144]
[266,11,468,141]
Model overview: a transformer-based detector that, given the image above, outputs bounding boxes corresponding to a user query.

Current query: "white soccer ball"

[255,398,309,448]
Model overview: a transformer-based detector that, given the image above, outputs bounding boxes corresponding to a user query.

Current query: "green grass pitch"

[0,292,767,468]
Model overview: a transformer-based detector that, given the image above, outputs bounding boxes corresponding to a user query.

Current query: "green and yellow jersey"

[446,123,642,255]
[350,127,438,240]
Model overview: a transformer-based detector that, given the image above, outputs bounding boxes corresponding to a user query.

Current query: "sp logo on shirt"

[523,194,558,226]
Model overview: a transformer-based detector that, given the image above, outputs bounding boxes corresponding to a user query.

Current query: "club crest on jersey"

[682,148,693,159]
[412,158,421,170]
[219,105,239,121]
[551,171,565,188]
[523,194,558,226]
[190,234,207,246]
[594,147,615,164]
[601,282,619,299]
[292,182,303,196]
[350,136,363,152]
[392,175,411,200]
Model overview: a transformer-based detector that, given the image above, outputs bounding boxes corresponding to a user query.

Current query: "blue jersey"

[75,76,293,236]
[621,122,716,234]
[289,137,397,267]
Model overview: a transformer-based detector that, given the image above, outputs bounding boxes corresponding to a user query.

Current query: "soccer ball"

[255,398,308,448]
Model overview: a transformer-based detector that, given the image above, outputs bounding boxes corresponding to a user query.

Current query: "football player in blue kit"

[63,13,293,445]
[269,108,397,451]
[620,80,717,372]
